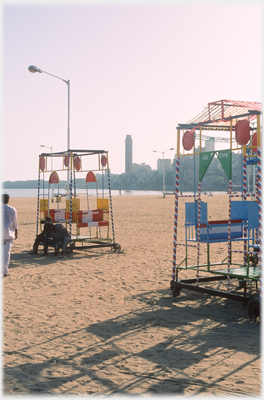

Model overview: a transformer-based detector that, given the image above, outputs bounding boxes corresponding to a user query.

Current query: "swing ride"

[36,149,121,254]
[170,99,262,321]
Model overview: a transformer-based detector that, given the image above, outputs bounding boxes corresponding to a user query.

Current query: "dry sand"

[2,194,261,396]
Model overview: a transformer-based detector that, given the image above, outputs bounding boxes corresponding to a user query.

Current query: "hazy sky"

[1,0,262,182]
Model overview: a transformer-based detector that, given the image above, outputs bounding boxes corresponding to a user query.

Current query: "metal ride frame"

[170,100,262,319]
[36,149,121,254]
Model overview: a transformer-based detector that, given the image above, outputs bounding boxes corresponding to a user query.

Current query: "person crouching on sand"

[2,194,18,277]
[29,216,54,256]
[43,222,70,258]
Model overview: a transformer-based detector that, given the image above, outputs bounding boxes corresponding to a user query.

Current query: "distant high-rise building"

[195,137,215,153]
[157,158,172,174]
[125,135,132,174]
[205,137,215,152]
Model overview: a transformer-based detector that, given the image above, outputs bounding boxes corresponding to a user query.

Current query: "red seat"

[77,209,109,228]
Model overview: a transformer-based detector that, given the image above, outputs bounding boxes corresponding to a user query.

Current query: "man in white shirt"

[2,194,18,276]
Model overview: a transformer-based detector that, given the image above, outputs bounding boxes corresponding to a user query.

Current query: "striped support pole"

[96,181,101,238]
[256,168,259,204]
[70,170,73,237]
[36,169,40,237]
[257,148,262,299]
[69,170,72,238]
[231,194,255,198]
[57,183,60,223]
[243,156,247,198]
[86,182,91,236]
[179,195,198,198]
[255,228,258,246]
[242,156,247,266]
[230,249,258,256]
[107,169,115,243]
[74,166,76,198]
[227,180,232,292]
[196,181,201,286]
[257,150,261,206]
[176,243,198,248]
[172,157,180,281]
[48,183,50,217]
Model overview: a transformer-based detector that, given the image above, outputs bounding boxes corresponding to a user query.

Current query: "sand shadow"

[8,246,116,269]
[3,288,260,395]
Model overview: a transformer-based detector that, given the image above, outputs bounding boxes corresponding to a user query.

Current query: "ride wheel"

[248,253,259,267]
[113,243,121,253]
[247,297,260,322]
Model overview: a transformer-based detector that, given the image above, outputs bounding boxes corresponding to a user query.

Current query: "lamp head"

[28,65,42,73]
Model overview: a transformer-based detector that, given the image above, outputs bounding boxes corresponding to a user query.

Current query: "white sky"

[1,0,263,182]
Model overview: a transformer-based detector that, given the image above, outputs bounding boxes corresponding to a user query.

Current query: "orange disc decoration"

[49,171,59,184]
[74,156,81,171]
[182,131,194,151]
[64,155,70,167]
[252,131,258,153]
[101,155,107,167]
[39,156,45,172]
[86,171,97,183]
[235,119,250,145]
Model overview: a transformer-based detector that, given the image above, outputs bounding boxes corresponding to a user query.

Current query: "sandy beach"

[2,194,261,396]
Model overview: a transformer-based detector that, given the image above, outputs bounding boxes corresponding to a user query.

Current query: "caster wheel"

[113,243,121,253]
[247,297,260,322]
[248,253,259,267]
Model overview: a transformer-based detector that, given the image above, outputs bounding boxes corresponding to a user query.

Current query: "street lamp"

[153,147,174,198]
[40,144,53,201]
[28,65,70,198]
[40,144,53,169]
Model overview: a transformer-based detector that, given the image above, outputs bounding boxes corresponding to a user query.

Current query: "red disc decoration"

[49,171,59,184]
[235,119,250,145]
[74,156,81,171]
[64,155,70,167]
[101,155,107,167]
[39,156,45,172]
[182,131,194,151]
[86,171,97,183]
[252,131,258,153]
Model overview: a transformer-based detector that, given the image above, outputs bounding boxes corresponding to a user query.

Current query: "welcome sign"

[199,149,232,181]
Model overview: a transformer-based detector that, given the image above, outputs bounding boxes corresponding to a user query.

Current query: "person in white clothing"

[2,194,18,276]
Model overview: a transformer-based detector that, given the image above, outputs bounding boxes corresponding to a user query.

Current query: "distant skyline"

[1,0,262,182]
[125,134,133,173]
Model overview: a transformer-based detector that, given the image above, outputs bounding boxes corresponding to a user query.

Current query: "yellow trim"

[177,128,180,156]
[178,152,200,158]
[246,154,258,158]
[106,153,109,169]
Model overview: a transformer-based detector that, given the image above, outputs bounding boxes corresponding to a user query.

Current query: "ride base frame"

[171,100,261,320]
[36,149,121,254]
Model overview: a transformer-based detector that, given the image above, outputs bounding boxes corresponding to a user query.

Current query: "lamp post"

[28,65,70,198]
[40,144,54,202]
[153,148,174,198]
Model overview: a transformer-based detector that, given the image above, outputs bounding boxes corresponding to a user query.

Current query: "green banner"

[199,151,216,181]
[217,149,232,180]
